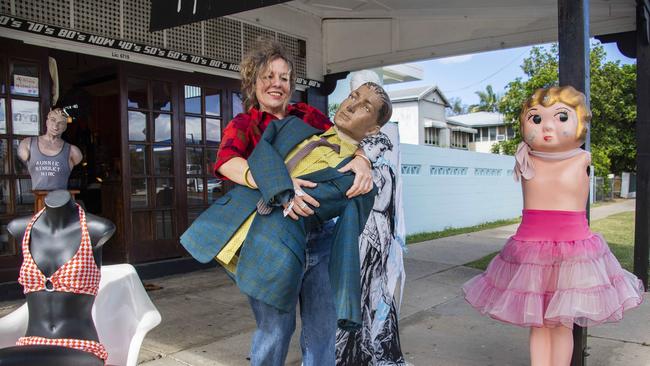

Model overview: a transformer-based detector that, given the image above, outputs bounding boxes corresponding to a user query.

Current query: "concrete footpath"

[1,199,647,365]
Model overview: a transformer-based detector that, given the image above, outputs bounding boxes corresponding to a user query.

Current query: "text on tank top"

[27,136,72,190]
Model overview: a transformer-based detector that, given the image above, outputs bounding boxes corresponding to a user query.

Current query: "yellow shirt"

[216,127,358,273]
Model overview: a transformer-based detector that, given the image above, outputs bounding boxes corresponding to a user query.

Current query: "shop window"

[127,78,148,109]
[205,89,221,116]
[0,58,44,258]
[152,81,172,111]
[183,84,223,223]
[128,111,147,141]
[10,62,39,97]
[232,92,244,116]
[0,98,6,134]
[11,99,39,135]
[127,78,176,243]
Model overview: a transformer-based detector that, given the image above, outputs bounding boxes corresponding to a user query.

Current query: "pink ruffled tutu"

[463,209,644,328]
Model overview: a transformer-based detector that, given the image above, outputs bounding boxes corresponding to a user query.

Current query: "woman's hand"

[283,178,320,220]
[338,154,373,198]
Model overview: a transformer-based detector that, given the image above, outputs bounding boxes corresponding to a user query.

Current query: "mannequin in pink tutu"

[463,86,643,366]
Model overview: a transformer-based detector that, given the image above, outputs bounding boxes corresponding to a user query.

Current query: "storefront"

[0,1,324,287]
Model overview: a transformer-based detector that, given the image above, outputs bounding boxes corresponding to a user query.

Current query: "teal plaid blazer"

[181,116,375,330]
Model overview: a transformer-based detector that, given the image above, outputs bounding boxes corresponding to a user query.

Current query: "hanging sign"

[0,15,322,88]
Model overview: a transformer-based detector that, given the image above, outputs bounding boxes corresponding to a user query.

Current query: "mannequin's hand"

[339,155,373,198]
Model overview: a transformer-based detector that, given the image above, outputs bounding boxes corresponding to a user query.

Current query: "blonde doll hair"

[519,86,591,140]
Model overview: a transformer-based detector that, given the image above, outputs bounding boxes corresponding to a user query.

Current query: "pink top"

[513,209,592,242]
[18,205,101,296]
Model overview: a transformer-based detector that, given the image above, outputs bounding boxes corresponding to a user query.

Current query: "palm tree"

[447,97,467,116]
[469,85,500,113]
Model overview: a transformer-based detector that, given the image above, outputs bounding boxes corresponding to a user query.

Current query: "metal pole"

[558,0,590,364]
[634,0,650,290]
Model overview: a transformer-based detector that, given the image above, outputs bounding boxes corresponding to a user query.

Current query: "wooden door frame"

[119,62,240,264]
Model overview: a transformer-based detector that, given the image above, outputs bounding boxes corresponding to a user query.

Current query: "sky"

[329,40,636,109]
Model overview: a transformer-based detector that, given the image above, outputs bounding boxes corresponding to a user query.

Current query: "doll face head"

[522,102,582,152]
[519,86,591,152]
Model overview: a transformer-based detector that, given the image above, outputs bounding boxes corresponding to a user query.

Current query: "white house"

[387,86,452,146]
[446,112,516,153]
[388,85,480,149]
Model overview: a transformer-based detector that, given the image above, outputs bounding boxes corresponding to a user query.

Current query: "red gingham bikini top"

[18,204,101,296]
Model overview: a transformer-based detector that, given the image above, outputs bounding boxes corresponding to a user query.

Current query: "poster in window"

[0,99,6,134]
[11,100,39,135]
[12,75,39,96]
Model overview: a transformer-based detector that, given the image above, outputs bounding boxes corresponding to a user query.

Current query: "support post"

[558,0,590,365]
[634,0,650,290]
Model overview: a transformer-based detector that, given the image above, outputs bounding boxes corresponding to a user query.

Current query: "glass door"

[126,77,181,262]
[183,85,223,227]
[0,40,49,283]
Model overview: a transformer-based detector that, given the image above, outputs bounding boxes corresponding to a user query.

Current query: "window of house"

[507,126,515,139]
[489,126,497,141]
[424,127,440,145]
[496,125,506,141]
[451,131,470,149]
[480,127,489,141]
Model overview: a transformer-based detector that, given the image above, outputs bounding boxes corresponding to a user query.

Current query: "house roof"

[387,85,450,106]
[446,111,505,127]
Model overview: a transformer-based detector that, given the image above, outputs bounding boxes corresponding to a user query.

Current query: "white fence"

[400,144,522,235]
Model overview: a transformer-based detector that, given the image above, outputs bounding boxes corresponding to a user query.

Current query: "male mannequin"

[0,190,115,366]
[17,108,82,190]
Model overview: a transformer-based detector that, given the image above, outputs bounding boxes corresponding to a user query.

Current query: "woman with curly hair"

[213,40,374,366]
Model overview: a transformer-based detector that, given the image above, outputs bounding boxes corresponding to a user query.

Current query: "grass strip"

[406,218,520,245]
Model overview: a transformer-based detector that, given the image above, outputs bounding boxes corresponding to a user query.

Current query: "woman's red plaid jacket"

[214,103,332,178]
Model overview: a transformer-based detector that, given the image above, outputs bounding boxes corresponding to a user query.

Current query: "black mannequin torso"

[0,190,115,366]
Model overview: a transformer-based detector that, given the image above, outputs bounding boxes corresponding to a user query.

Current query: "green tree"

[448,97,468,116]
[493,44,636,176]
[469,84,501,112]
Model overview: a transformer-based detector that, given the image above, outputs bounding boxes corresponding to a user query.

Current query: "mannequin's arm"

[86,214,116,249]
[69,145,83,168]
[17,138,30,163]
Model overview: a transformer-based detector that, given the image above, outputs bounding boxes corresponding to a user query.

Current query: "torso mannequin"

[17,109,83,191]
[0,190,115,366]
[522,152,590,211]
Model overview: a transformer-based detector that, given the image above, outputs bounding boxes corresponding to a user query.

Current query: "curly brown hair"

[239,40,295,112]
[519,86,591,141]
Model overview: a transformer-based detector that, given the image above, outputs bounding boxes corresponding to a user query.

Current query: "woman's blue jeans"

[248,220,337,366]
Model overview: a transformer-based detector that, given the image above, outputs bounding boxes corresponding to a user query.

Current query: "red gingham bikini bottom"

[17,336,108,363]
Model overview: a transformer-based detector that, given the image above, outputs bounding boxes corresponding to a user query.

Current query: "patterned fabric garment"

[214,103,332,178]
[18,204,101,296]
[215,127,358,273]
[17,336,108,362]
[336,129,406,365]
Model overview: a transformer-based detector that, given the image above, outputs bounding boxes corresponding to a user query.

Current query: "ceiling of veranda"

[284,0,636,72]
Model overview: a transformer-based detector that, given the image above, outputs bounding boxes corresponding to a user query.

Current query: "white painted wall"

[400,144,522,235]
[470,141,497,153]
[391,102,420,145]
